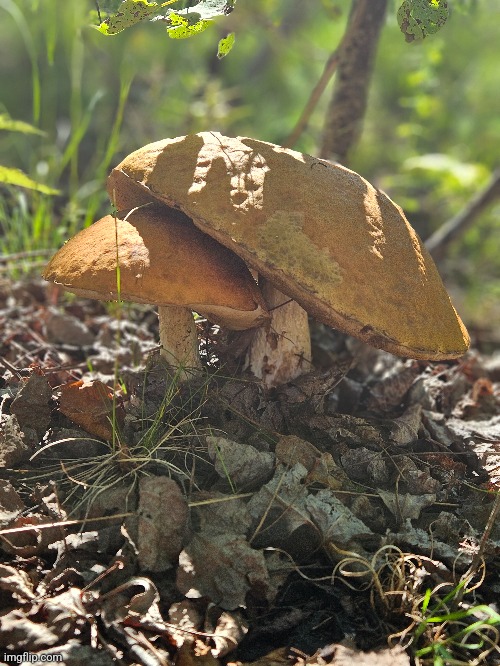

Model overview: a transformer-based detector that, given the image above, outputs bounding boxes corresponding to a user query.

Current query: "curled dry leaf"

[305,489,375,554]
[133,475,189,572]
[451,376,498,419]
[169,602,253,660]
[389,403,422,446]
[340,447,389,484]
[123,577,161,619]
[247,464,322,559]
[365,360,421,412]
[39,587,89,642]
[100,577,166,632]
[190,492,252,537]
[304,644,411,666]
[176,642,220,666]
[235,647,289,666]
[421,409,454,445]
[385,520,472,570]
[206,608,249,658]
[407,366,469,415]
[169,600,205,648]
[308,413,385,450]
[58,379,124,441]
[207,435,275,491]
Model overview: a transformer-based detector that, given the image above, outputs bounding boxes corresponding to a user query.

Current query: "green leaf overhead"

[95,0,236,36]
[168,0,235,21]
[96,0,174,35]
[217,32,235,59]
[158,0,236,38]
[398,0,449,42]
[166,12,211,39]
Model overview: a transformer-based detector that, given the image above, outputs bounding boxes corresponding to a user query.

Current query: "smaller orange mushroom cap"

[42,207,269,331]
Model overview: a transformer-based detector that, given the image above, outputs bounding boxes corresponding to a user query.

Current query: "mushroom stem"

[158,305,202,380]
[245,279,312,387]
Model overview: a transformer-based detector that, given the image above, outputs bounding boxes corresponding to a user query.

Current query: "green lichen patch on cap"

[256,211,343,298]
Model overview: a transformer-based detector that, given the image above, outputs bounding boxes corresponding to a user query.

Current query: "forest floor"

[1,278,500,666]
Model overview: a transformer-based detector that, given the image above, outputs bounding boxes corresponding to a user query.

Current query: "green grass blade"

[0,0,41,123]
[0,166,60,194]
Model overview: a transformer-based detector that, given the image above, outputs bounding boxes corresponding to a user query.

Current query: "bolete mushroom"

[43,206,269,380]
[107,132,470,386]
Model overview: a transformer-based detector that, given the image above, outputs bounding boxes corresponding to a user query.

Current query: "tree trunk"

[320,0,389,164]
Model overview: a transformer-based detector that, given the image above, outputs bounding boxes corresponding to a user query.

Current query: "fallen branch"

[426,168,500,261]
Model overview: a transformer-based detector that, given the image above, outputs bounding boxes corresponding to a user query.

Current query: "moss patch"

[256,211,343,297]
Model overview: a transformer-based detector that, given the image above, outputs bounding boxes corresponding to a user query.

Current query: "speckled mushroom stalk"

[42,208,269,381]
[245,279,312,387]
[157,305,202,377]
[106,132,470,387]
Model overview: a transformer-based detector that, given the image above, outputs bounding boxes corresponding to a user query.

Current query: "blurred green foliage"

[0,0,499,326]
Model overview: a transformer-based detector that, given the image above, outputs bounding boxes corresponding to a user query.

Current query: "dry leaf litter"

[1,279,500,665]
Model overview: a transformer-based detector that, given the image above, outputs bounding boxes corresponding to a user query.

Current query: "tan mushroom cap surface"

[42,207,269,331]
[107,132,470,360]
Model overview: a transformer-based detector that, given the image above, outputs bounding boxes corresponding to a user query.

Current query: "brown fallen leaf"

[58,379,124,442]
[40,587,89,643]
[169,600,204,648]
[247,464,322,559]
[177,532,276,610]
[378,490,436,522]
[365,360,421,412]
[275,435,346,490]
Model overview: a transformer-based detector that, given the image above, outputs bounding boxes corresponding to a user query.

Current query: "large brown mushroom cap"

[107,132,470,360]
[42,207,269,331]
